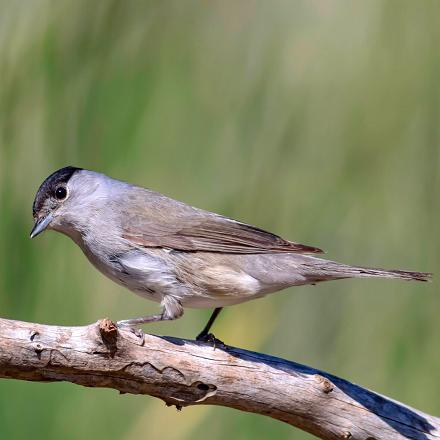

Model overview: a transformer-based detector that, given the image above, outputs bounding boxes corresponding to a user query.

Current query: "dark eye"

[55,186,67,200]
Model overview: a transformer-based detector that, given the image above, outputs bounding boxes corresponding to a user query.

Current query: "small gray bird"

[31,167,431,340]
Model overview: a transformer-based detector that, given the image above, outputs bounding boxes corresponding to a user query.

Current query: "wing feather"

[120,188,323,255]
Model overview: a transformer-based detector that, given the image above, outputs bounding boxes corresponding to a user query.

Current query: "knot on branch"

[314,374,334,393]
[99,318,118,354]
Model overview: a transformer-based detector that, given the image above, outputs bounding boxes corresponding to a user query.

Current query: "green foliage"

[0,1,439,439]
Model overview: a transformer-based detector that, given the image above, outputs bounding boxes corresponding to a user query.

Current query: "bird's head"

[30,166,84,238]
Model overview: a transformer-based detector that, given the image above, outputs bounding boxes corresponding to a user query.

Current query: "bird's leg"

[117,313,171,327]
[117,296,183,338]
[116,313,173,340]
[196,307,224,346]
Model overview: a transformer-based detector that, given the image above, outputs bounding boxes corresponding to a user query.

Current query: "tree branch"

[0,318,438,440]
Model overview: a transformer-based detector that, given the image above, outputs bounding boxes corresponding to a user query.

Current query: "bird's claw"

[117,322,145,341]
[196,332,226,349]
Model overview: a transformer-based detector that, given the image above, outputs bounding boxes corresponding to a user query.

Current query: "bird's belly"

[174,261,264,308]
[78,242,270,309]
[76,242,175,304]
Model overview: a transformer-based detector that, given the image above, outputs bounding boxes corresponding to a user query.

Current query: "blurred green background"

[0,1,439,438]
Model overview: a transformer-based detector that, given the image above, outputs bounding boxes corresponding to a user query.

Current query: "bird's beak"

[30,213,53,238]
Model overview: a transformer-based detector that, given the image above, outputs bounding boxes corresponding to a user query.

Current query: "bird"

[30,166,431,341]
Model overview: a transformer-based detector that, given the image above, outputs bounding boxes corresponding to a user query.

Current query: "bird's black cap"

[33,166,82,216]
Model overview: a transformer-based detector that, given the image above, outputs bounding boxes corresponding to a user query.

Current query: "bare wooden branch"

[0,317,438,440]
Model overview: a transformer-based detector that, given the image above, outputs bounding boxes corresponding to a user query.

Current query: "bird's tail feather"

[301,259,432,283]
[336,266,432,282]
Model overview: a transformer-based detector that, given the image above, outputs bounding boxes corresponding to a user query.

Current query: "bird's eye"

[55,186,67,200]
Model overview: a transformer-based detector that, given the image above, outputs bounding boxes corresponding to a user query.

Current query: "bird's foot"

[196,332,226,349]
[117,321,145,342]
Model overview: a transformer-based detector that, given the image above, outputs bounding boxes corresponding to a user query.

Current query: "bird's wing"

[120,189,323,255]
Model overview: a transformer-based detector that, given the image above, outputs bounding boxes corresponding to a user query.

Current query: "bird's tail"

[334,266,431,282]
[300,257,432,283]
